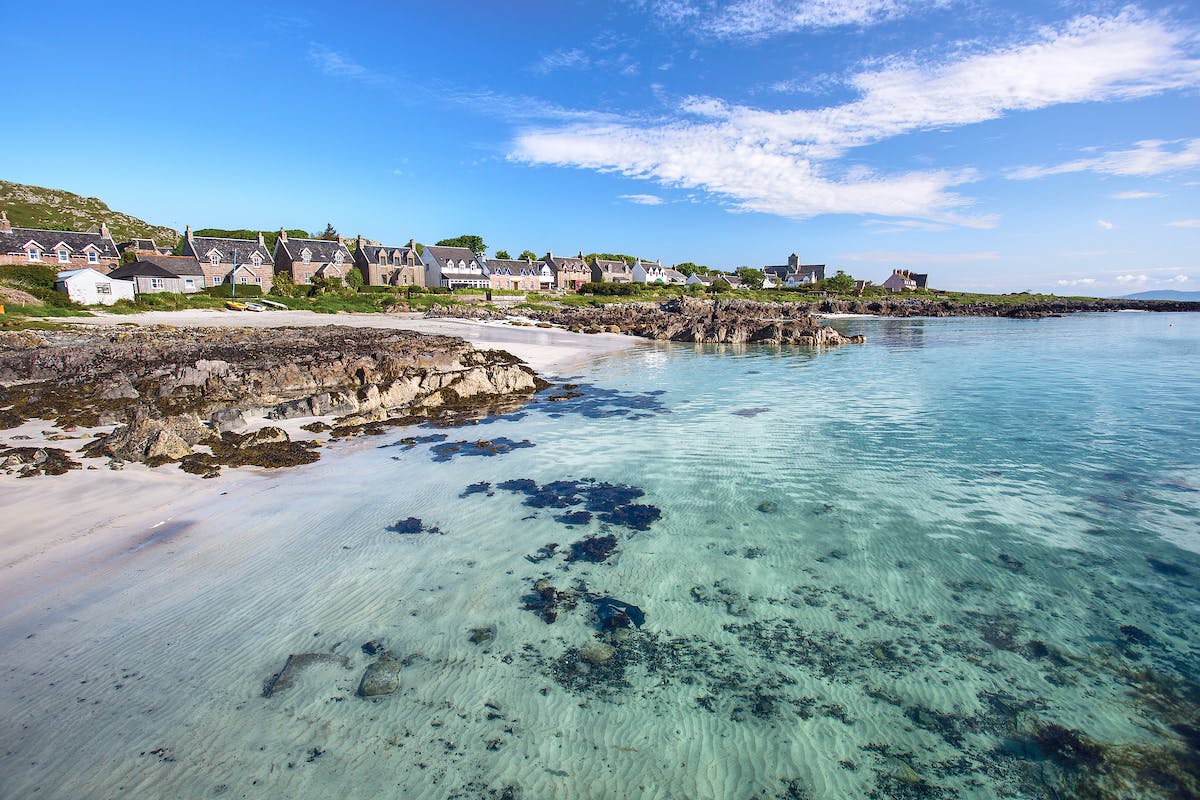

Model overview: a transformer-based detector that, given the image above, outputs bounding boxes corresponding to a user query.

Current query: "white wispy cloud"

[644,0,952,38]
[1057,278,1098,286]
[307,44,392,87]
[620,194,667,205]
[1167,219,1200,228]
[512,11,1200,224]
[1116,273,1149,283]
[839,250,1001,264]
[1097,219,1115,230]
[1010,138,1200,180]
[1168,274,1189,282]
[1109,190,1165,199]
[532,48,590,75]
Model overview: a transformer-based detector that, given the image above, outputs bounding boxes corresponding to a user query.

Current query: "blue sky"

[5,1,1199,294]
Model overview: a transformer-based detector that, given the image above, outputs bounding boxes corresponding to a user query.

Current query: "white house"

[421,245,489,289]
[686,272,715,286]
[632,259,666,284]
[55,268,135,305]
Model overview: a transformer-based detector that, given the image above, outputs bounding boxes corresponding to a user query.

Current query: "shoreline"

[62,308,639,374]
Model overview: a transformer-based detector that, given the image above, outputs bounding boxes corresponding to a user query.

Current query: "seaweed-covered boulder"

[358,655,404,697]
[83,408,210,463]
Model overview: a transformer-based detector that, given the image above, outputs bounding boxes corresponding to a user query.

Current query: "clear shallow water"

[2,312,1199,799]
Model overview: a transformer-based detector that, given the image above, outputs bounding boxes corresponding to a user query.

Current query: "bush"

[358,285,401,294]
[270,270,297,297]
[346,268,364,290]
[426,286,452,294]
[577,281,640,296]
[201,283,264,298]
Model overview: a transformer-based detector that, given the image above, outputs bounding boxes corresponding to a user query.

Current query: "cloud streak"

[644,0,952,38]
[1011,138,1200,180]
[511,11,1200,224]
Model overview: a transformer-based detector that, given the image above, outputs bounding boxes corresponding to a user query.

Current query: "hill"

[0,180,179,248]
[1118,290,1200,302]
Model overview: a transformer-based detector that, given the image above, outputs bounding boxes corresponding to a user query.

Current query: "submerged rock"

[262,653,352,698]
[578,641,617,664]
[358,655,404,697]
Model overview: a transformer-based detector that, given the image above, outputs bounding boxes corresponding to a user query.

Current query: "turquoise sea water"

[2,312,1199,799]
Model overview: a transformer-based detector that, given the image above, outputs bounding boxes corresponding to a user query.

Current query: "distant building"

[274,231,354,287]
[853,279,872,294]
[763,253,825,286]
[181,226,275,290]
[55,268,134,305]
[0,211,120,272]
[720,274,746,289]
[108,255,206,294]
[485,258,542,291]
[117,238,171,258]
[353,236,425,287]
[544,251,591,291]
[882,269,928,292]
[421,245,488,289]
[685,272,715,286]
[590,257,633,284]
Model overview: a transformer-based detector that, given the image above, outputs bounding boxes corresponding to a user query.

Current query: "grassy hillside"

[0,180,179,247]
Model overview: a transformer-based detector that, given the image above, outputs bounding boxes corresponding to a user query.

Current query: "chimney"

[337,234,344,245]
[185,224,193,242]
[0,210,10,233]
[355,234,363,250]
[546,251,553,261]
[408,238,415,250]
[279,228,288,243]
[100,222,112,240]
[257,231,266,247]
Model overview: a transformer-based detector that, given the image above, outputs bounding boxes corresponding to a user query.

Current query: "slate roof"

[763,263,825,279]
[891,269,928,288]
[118,238,158,254]
[545,254,589,272]
[190,235,271,264]
[110,255,205,279]
[486,258,540,275]
[661,268,688,283]
[593,258,632,275]
[424,245,480,267]
[0,227,119,258]
[360,244,419,263]
[277,237,351,263]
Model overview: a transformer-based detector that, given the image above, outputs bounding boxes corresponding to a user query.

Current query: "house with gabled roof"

[353,236,425,287]
[882,269,928,292]
[763,253,825,287]
[180,225,275,290]
[591,257,633,284]
[486,257,543,291]
[544,251,591,291]
[631,258,665,284]
[421,245,488,289]
[685,272,716,287]
[273,230,354,286]
[108,255,206,294]
[0,211,121,272]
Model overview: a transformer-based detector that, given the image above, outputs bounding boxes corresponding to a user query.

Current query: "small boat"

[225,301,247,311]
[244,302,266,312]
[258,299,288,310]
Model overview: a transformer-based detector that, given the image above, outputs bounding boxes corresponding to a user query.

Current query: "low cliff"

[0,325,546,469]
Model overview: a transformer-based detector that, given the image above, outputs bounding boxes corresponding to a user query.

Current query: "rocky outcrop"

[496,297,865,345]
[0,325,548,469]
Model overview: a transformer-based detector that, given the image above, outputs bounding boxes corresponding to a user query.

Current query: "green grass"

[0,180,179,246]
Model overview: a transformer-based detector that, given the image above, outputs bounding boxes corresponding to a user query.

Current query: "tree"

[494,249,511,260]
[271,270,296,297]
[823,270,855,294]
[675,262,712,276]
[346,267,364,290]
[436,234,486,254]
[736,267,765,289]
[120,249,138,266]
[518,250,539,261]
[319,223,339,241]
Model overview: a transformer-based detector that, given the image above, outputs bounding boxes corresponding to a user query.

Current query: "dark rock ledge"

[0,325,548,472]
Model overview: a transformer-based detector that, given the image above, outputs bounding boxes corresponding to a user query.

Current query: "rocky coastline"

[431,297,867,346]
[0,325,547,475]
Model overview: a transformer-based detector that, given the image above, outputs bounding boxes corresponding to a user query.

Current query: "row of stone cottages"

[0,211,927,301]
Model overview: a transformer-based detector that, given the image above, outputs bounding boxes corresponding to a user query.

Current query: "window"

[334,252,344,265]
[96,283,112,294]
[87,251,98,264]
[58,249,69,263]
[184,279,195,288]
[301,249,311,264]
[27,248,41,262]
[252,254,262,267]
[210,254,220,266]
[150,278,165,289]
[255,276,262,284]
[213,275,224,285]
[239,276,248,284]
